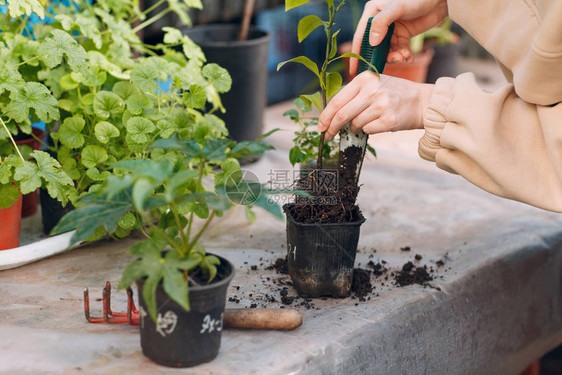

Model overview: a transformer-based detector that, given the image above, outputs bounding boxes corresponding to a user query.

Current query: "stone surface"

[1,65,562,373]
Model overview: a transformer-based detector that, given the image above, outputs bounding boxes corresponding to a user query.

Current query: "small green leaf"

[297,15,324,43]
[0,184,20,209]
[329,29,341,59]
[294,97,311,112]
[4,0,44,19]
[162,267,189,311]
[94,121,120,144]
[277,56,319,79]
[326,72,343,100]
[59,116,85,149]
[38,30,89,73]
[289,146,302,166]
[156,120,177,139]
[300,92,322,111]
[126,117,155,144]
[86,167,111,181]
[126,94,151,115]
[113,82,140,100]
[332,52,380,75]
[118,212,137,230]
[285,0,311,11]
[283,109,299,121]
[94,91,124,119]
[183,84,206,109]
[202,64,231,93]
[6,82,59,123]
[81,145,108,168]
[59,74,80,90]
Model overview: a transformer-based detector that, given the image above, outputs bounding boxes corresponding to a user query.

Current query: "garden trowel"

[339,19,394,184]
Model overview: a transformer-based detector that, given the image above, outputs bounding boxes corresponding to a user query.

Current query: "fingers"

[369,2,404,46]
[318,80,361,136]
[350,105,382,134]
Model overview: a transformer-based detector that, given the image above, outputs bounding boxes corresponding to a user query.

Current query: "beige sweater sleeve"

[418,0,562,212]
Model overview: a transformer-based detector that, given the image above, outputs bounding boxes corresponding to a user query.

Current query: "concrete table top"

[1,97,561,375]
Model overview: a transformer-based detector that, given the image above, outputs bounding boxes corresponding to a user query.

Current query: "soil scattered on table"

[265,257,288,275]
[394,261,433,287]
[287,146,363,224]
[351,268,373,301]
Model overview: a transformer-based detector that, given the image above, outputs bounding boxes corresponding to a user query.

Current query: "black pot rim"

[283,203,366,227]
[137,253,235,293]
[182,24,271,48]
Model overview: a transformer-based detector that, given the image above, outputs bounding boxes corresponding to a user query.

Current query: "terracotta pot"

[15,127,46,217]
[0,194,22,250]
[383,47,434,83]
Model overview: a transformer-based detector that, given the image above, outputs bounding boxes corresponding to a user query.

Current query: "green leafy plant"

[0,0,230,202]
[277,0,376,169]
[53,136,282,320]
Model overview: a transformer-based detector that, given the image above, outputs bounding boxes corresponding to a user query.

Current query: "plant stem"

[170,201,188,250]
[317,3,337,170]
[0,116,25,161]
[186,162,205,244]
[15,54,45,67]
[187,210,215,251]
[140,0,167,17]
[131,8,171,34]
[140,211,183,254]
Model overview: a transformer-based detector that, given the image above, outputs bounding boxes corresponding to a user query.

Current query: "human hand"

[349,0,448,76]
[318,72,434,140]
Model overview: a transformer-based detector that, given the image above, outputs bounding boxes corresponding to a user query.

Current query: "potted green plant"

[0,0,231,233]
[53,135,281,367]
[0,114,76,250]
[277,0,377,297]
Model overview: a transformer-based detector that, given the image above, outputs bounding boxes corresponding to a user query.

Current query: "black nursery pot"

[284,204,366,298]
[39,188,74,235]
[136,255,234,368]
[184,24,270,143]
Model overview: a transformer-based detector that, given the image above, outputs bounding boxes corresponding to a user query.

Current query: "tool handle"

[223,308,303,330]
[357,19,394,75]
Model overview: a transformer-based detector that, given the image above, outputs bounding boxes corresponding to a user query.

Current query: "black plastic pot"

[136,255,234,367]
[284,204,365,298]
[184,24,270,143]
[39,188,74,235]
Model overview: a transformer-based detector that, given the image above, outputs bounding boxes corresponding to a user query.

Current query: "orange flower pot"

[383,48,435,83]
[15,127,46,217]
[0,194,22,250]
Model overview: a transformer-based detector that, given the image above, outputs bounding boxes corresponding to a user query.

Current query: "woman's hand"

[349,0,448,76]
[318,72,434,140]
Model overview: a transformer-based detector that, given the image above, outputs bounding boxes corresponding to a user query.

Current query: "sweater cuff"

[418,77,456,161]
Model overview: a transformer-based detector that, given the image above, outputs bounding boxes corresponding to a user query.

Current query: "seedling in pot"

[52,135,302,366]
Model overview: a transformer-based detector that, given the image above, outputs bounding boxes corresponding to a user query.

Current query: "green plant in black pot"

[52,135,285,367]
[277,0,383,298]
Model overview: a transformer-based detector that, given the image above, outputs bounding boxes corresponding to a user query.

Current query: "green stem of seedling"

[317,3,337,170]
[170,201,188,251]
[141,210,183,254]
[186,162,205,244]
[0,116,25,161]
[187,210,215,251]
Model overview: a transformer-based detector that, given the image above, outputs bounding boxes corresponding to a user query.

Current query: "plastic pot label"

[200,313,224,334]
